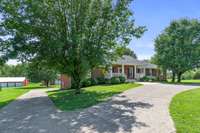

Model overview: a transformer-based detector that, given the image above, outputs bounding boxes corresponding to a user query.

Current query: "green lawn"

[166,79,200,85]
[48,83,141,111]
[0,83,60,109]
[181,79,200,84]
[0,89,29,109]
[170,88,200,133]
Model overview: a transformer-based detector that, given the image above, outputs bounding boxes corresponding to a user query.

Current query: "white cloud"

[137,54,153,60]
[129,40,155,60]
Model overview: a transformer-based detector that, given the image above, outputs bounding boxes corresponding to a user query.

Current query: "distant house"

[61,55,160,89]
[0,77,29,88]
[104,55,159,81]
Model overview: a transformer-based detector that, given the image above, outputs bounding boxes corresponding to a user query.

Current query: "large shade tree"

[0,0,145,93]
[153,19,200,82]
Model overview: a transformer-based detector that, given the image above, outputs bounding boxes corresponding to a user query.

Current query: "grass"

[164,79,200,85]
[48,83,141,111]
[181,79,200,84]
[0,89,29,109]
[170,88,200,133]
[0,83,60,109]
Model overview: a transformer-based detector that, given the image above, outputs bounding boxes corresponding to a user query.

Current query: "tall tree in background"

[122,47,137,59]
[0,64,28,77]
[0,63,57,87]
[153,19,200,82]
[0,0,145,93]
[27,63,58,87]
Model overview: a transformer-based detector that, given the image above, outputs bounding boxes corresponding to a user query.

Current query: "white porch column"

[150,69,152,76]
[134,65,137,79]
[122,64,125,77]
[110,66,113,78]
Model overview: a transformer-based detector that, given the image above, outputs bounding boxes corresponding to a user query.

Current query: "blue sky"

[6,0,200,64]
[129,0,200,60]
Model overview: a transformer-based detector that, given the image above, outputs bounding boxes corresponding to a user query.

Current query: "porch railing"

[112,73,127,78]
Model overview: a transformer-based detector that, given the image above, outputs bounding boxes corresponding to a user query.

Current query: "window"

[112,67,118,73]
[137,68,144,73]
[152,69,157,76]
[145,69,150,76]
[118,67,122,73]
[137,68,141,73]
[112,66,122,73]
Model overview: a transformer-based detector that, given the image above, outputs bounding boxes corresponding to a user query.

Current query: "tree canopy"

[153,19,200,82]
[0,64,28,77]
[27,62,58,87]
[0,0,145,93]
[122,47,137,59]
[0,63,57,86]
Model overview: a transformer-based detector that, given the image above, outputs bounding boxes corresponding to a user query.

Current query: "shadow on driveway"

[0,90,153,133]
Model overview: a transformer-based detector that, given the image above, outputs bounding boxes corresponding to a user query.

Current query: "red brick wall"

[91,68,104,79]
[23,79,29,86]
[61,74,71,89]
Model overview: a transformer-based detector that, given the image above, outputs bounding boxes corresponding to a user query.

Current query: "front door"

[127,66,134,79]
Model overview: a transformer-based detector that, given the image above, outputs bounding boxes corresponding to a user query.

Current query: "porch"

[106,64,159,80]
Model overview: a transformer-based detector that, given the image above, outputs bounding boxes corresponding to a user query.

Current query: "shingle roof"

[140,60,157,69]
[114,55,157,69]
[114,55,142,65]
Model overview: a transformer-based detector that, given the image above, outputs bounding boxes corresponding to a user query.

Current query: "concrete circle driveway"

[0,83,199,133]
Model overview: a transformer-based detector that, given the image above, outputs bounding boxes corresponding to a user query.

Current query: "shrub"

[149,77,157,82]
[118,76,126,83]
[81,78,91,87]
[111,77,120,84]
[182,70,196,80]
[97,77,105,84]
[140,76,150,82]
[91,78,98,85]
[193,71,200,79]
[105,78,111,84]
[156,77,160,81]
[140,76,158,82]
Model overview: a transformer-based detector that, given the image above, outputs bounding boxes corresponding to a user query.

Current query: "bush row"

[81,76,126,87]
[179,70,200,80]
[193,71,200,79]
[139,76,158,82]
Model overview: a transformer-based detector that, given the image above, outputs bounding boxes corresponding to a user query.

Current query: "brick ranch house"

[61,55,160,89]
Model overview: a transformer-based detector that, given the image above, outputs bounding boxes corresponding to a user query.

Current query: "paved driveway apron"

[0,83,199,133]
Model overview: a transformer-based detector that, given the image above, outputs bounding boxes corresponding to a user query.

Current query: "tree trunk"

[71,74,82,94]
[162,69,167,81]
[177,72,182,83]
[45,80,49,87]
[172,71,176,82]
[71,50,83,94]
